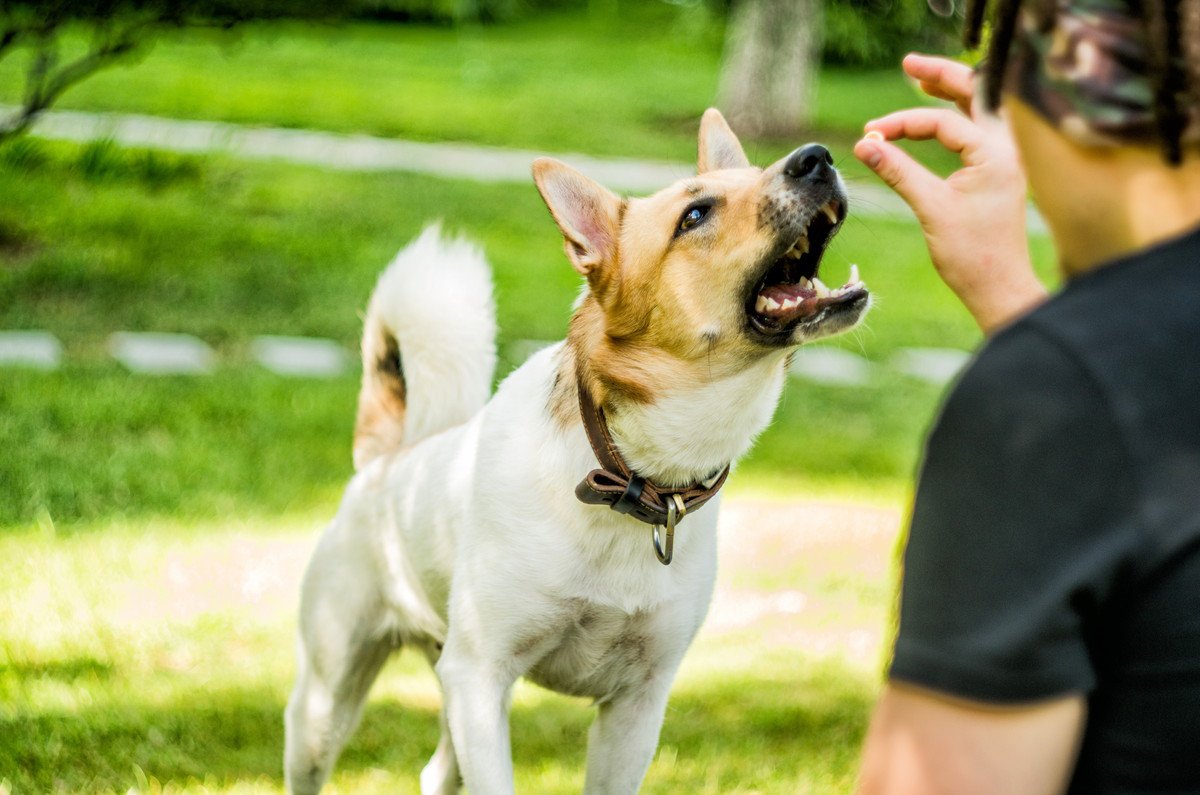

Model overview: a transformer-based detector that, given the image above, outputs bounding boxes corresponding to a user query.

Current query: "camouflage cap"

[1004,0,1200,147]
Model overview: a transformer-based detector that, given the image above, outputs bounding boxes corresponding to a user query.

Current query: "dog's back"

[353,224,497,470]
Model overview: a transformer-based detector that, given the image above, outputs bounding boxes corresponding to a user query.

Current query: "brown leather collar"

[574,372,729,528]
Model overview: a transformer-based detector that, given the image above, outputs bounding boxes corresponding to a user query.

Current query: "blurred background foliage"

[352,0,958,66]
[348,0,955,66]
[823,0,957,64]
[0,0,960,153]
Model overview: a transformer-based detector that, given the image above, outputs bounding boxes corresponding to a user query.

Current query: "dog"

[283,108,870,795]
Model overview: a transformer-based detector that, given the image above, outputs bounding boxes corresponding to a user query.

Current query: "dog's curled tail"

[353,224,497,470]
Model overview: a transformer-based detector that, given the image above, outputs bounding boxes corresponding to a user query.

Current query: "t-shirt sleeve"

[890,323,1138,703]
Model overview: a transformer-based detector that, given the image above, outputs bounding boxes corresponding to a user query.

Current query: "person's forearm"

[857,684,1084,795]
[939,243,1048,334]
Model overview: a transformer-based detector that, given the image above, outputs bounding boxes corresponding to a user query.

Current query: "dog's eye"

[677,204,711,234]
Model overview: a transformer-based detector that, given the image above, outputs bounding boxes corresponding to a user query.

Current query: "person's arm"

[853,54,1047,334]
[857,683,1086,795]
[852,325,1138,794]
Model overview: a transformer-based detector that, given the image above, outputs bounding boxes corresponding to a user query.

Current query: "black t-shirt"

[891,225,1200,793]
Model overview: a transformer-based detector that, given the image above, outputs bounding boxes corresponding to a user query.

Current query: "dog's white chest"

[521,601,663,701]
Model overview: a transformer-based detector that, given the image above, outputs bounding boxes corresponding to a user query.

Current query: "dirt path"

[109,498,904,671]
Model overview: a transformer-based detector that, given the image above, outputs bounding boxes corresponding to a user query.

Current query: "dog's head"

[534,109,869,392]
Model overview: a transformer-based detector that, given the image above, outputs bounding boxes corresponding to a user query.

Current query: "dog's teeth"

[781,297,798,309]
[765,297,782,311]
[755,295,769,313]
[785,235,810,259]
[822,202,839,225]
[798,276,813,291]
[812,277,831,298]
[849,264,860,284]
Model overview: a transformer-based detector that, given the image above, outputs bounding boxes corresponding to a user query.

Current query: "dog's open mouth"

[746,199,868,337]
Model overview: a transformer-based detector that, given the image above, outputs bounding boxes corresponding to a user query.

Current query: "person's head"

[969,0,1200,271]
[971,0,1200,163]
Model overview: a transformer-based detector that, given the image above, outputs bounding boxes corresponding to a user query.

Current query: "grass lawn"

[0,4,963,176]
[0,134,1057,790]
[0,500,897,793]
[0,139,1058,529]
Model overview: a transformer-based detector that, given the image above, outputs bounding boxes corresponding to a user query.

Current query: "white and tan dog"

[284,109,870,795]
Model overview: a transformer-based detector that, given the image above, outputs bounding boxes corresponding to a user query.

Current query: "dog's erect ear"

[698,108,751,173]
[532,157,623,277]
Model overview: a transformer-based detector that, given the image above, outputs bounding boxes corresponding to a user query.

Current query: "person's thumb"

[853,136,943,217]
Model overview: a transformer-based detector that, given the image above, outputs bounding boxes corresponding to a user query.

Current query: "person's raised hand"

[854,53,1048,334]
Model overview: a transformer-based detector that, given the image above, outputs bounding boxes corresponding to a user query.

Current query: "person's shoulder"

[951,222,1200,417]
[968,227,1200,457]
[946,316,1099,426]
[1022,225,1200,359]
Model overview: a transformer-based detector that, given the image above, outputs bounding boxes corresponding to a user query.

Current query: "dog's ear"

[698,108,751,173]
[532,158,623,277]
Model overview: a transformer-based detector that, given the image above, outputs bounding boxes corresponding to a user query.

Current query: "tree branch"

[0,1,351,146]
[1,17,151,143]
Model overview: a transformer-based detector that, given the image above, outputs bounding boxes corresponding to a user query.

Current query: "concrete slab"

[0,330,62,369]
[251,335,351,378]
[788,346,874,386]
[890,346,973,385]
[108,332,216,375]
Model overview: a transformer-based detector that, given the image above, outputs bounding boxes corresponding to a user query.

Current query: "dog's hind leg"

[284,561,395,795]
[418,645,462,795]
[420,702,461,794]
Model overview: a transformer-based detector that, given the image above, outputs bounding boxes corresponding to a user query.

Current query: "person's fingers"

[865,108,984,161]
[919,81,956,103]
[854,137,946,214]
[902,53,975,113]
[902,53,975,100]
[918,80,972,116]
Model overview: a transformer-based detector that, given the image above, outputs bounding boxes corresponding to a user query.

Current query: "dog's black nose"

[783,144,834,183]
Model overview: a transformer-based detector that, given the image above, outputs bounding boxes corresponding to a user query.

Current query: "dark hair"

[966,0,1196,163]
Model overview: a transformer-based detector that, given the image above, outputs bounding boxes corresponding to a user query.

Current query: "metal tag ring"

[651,494,687,565]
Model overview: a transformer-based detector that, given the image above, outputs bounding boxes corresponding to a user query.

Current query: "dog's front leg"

[582,673,677,795]
[436,646,518,795]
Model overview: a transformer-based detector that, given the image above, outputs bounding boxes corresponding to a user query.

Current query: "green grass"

[0,28,1062,788]
[0,509,886,793]
[0,5,962,176]
[0,139,1057,529]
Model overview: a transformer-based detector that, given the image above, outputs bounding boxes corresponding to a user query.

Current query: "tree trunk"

[717,0,823,137]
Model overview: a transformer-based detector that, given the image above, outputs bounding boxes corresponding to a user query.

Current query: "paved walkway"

[18,105,933,218]
[21,106,1048,231]
[0,328,973,385]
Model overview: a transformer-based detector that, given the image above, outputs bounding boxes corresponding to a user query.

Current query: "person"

[849,0,1200,791]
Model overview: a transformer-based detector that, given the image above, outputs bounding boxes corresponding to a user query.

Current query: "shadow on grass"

[1,658,871,792]
[0,656,115,681]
